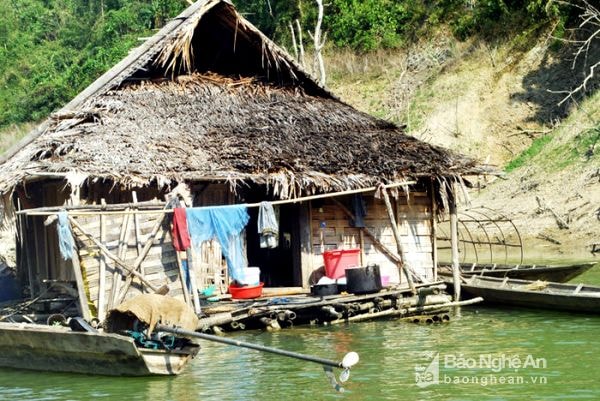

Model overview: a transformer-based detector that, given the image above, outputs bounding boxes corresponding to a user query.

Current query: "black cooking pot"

[311,283,339,296]
[345,265,382,294]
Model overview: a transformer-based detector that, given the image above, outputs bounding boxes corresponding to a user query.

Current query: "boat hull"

[0,322,199,376]
[460,276,600,313]
[439,262,596,283]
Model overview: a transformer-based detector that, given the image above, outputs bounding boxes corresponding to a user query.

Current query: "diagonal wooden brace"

[68,216,169,296]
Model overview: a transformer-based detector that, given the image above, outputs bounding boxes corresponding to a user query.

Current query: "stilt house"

[0,0,486,320]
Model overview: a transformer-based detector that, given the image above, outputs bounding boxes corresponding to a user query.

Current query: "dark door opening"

[246,203,301,287]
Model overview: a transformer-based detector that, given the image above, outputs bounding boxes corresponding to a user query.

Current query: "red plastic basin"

[229,282,264,299]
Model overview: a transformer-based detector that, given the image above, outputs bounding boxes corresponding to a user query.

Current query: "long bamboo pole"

[328,297,483,325]
[108,211,130,310]
[155,324,359,370]
[18,181,417,217]
[331,198,422,284]
[97,198,107,322]
[449,191,461,302]
[378,187,417,294]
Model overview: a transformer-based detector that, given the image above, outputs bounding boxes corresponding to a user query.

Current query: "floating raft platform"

[197,282,482,332]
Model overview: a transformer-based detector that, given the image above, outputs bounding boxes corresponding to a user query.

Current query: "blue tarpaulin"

[186,205,250,283]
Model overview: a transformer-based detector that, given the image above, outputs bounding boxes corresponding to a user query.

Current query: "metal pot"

[346,265,382,294]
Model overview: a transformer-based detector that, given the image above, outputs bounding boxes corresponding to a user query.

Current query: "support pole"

[449,189,461,302]
[379,187,417,294]
[97,199,107,322]
[187,248,202,315]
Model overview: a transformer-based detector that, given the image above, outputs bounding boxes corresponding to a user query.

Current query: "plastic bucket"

[323,249,360,279]
[240,267,261,286]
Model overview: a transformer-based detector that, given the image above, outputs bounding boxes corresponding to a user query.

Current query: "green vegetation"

[237,0,565,52]
[0,0,588,163]
[0,0,186,130]
[505,134,554,172]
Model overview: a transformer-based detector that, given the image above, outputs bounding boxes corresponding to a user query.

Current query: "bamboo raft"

[195,283,482,332]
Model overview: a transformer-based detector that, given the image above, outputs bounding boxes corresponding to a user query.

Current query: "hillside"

[1,0,599,261]
[326,30,600,258]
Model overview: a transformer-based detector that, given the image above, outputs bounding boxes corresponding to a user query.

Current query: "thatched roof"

[0,0,487,203]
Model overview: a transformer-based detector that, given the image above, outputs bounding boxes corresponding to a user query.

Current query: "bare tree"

[552,0,600,105]
[295,19,307,69]
[289,21,299,62]
[308,0,327,85]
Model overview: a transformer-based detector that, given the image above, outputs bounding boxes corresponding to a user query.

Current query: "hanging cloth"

[351,194,367,228]
[172,207,191,251]
[258,202,279,249]
[57,210,75,260]
[186,205,250,283]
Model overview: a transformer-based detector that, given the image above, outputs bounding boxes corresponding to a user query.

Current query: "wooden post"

[187,248,202,315]
[131,192,145,292]
[108,211,129,309]
[431,180,438,282]
[358,230,365,266]
[68,231,92,321]
[176,250,192,307]
[17,198,36,299]
[449,189,461,302]
[379,188,417,294]
[97,199,107,322]
[299,202,313,289]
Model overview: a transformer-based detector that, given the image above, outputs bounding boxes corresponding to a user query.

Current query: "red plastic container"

[229,282,264,299]
[323,248,360,279]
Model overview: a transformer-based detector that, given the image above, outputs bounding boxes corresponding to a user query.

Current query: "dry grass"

[0,122,37,153]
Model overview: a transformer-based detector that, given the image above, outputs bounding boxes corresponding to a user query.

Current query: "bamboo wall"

[308,192,434,283]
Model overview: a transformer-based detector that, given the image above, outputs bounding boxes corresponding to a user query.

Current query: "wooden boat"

[0,321,199,376]
[460,275,600,313]
[438,261,596,283]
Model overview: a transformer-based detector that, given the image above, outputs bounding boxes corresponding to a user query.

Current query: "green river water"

[1,257,599,401]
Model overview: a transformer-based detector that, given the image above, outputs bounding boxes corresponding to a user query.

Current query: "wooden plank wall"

[74,211,185,315]
[309,192,434,283]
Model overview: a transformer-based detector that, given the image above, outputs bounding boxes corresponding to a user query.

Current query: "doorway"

[246,203,301,287]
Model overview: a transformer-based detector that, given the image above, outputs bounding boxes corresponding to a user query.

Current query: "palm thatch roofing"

[0,0,489,207]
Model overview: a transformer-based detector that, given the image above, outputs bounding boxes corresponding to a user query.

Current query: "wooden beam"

[108,211,130,310]
[331,198,419,285]
[68,216,168,295]
[378,187,417,294]
[69,244,92,321]
[431,179,438,282]
[97,199,107,322]
[299,202,313,288]
[449,190,461,302]
[115,211,169,305]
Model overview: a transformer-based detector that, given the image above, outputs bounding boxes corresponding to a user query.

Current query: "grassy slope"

[326,33,600,254]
